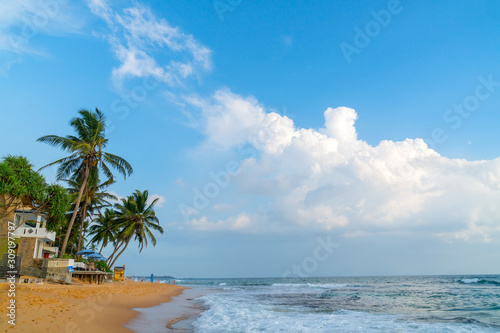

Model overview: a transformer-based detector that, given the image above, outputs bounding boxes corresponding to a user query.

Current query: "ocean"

[172,275,500,332]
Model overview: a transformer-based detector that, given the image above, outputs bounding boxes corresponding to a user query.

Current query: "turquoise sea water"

[171,275,500,332]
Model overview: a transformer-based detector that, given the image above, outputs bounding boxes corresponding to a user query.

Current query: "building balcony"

[43,245,59,255]
[12,226,56,242]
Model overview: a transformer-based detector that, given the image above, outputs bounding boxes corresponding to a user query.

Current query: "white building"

[11,209,59,259]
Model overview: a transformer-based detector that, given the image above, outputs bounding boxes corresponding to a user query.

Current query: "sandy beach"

[0,280,186,333]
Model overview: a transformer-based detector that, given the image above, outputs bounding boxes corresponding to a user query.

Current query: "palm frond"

[103,153,133,178]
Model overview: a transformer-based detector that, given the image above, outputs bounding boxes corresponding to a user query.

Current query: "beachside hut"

[114,266,125,281]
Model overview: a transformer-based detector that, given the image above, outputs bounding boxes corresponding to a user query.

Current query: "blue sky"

[1,0,500,277]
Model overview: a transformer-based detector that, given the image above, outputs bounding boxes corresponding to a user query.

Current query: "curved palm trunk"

[77,199,89,252]
[108,235,132,269]
[98,230,110,255]
[106,239,125,266]
[59,165,90,258]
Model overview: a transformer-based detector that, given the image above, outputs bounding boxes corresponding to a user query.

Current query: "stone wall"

[20,258,43,277]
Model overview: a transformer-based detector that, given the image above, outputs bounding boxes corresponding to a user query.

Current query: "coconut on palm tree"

[37,108,133,257]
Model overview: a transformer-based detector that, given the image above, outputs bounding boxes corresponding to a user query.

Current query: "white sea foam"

[193,291,496,332]
[461,278,480,284]
[192,282,498,333]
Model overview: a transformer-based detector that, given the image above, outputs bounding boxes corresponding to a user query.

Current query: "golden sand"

[0,280,186,332]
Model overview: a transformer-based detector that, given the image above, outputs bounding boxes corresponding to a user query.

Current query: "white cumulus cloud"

[184,89,500,243]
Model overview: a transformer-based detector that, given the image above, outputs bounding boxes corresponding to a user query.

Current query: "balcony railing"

[11,225,56,242]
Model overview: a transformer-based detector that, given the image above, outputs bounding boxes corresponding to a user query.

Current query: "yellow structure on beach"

[114,265,125,281]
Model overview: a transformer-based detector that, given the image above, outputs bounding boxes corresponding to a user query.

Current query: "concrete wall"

[18,238,36,271]
[42,259,72,284]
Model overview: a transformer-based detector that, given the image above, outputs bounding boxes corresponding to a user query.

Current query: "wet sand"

[125,287,218,332]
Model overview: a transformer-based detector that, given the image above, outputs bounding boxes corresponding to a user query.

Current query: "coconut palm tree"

[107,190,163,268]
[88,208,118,254]
[37,108,133,257]
[66,173,117,252]
[79,177,116,251]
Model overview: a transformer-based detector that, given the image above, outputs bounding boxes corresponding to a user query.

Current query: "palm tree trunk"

[106,239,125,266]
[108,236,132,269]
[77,199,89,252]
[59,165,90,258]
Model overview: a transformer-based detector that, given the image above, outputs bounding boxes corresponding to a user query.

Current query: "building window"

[14,214,22,227]
[14,212,38,228]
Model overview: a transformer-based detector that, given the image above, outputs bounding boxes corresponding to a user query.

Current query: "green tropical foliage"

[0,155,46,217]
[88,208,117,254]
[42,184,71,232]
[0,156,70,245]
[37,108,133,258]
[4,110,163,270]
[95,260,112,273]
[65,174,117,251]
[105,190,164,268]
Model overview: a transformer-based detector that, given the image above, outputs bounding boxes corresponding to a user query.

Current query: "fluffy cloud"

[183,89,266,149]
[184,90,500,242]
[86,0,212,87]
[188,213,259,232]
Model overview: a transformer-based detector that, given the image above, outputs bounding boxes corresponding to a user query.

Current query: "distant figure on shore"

[140,278,143,282]
[151,273,154,283]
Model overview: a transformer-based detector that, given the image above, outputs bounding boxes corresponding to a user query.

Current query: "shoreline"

[0,280,186,332]
[125,287,219,332]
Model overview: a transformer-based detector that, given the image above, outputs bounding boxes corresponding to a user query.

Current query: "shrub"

[95,260,112,272]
